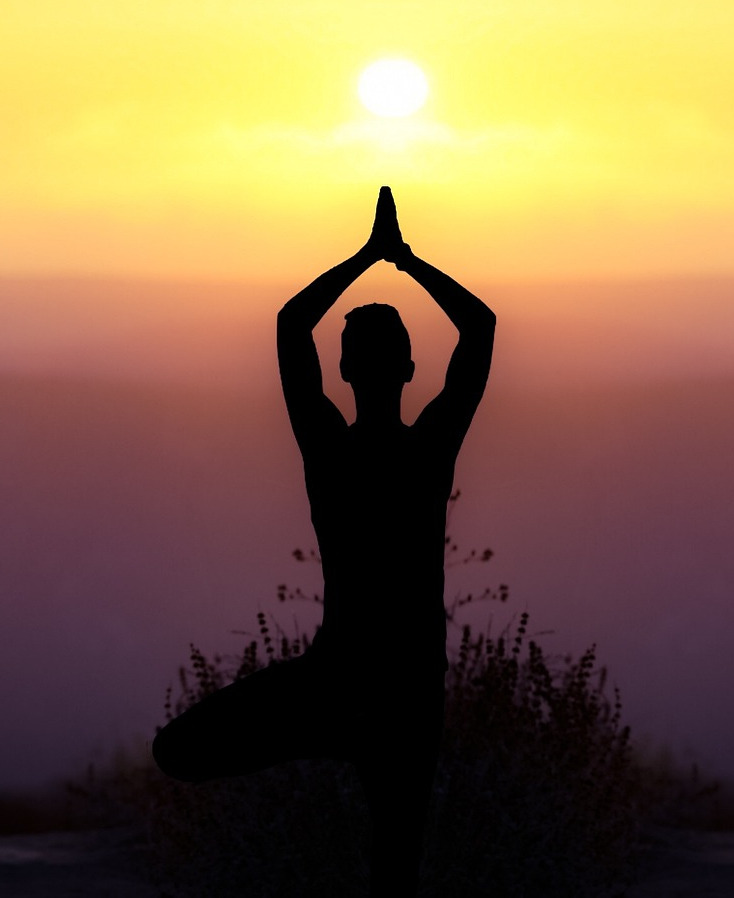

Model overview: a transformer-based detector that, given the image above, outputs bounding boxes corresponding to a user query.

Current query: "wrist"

[394,243,414,271]
[357,243,380,267]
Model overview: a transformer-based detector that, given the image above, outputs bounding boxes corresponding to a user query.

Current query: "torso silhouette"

[152,190,495,898]
[275,193,495,703]
[303,415,456,681]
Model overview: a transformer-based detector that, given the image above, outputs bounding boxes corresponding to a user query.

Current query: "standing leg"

[354,676,445,898]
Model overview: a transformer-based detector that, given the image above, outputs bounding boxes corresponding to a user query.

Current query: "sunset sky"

[3,0,733,282]
[2,1,734,794]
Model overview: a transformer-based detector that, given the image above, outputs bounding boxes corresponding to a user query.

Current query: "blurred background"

[2,0,733,796]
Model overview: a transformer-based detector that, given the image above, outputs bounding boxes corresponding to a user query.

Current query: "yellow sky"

[2,0,733,281]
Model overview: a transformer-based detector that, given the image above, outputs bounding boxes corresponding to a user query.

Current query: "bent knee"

[152,723,206,783]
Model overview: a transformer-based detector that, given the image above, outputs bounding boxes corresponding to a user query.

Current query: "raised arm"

[406,250,495,447]
[277,190,399,450]
[277,249,373,450]
[377,187,496,445]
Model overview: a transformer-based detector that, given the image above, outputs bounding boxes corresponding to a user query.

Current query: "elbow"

[475,305,496,351]
[467,293,495,330]
[278,291,311,321]
[278,301,313,336]
[277,302,300,330]
[456,305,495,344]
[479,304,496,333]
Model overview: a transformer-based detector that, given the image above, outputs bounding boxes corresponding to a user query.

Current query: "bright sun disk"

[358,59,429,118]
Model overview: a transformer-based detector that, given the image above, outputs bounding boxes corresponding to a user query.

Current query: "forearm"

[396,248,495,334]
[279,245,377,331]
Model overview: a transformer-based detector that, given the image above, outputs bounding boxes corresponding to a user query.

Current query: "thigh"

[356,675,445,812]
[152,654,341,782]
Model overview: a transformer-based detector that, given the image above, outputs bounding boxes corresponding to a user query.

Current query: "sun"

[358,59,429,118]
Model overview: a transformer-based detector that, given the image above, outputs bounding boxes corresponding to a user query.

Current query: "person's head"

[340,303,414,389]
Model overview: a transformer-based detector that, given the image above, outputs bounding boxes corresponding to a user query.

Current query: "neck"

[352,385,404,429]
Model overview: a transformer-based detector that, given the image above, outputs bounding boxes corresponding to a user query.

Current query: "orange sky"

[2,1,734,794]
[2,0,733,283]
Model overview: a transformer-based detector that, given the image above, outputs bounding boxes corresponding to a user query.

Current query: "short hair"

[341,303,411,362]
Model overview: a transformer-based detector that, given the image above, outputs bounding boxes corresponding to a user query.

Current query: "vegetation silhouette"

[152,185,495,895]
[61,507,733,895]
[145,513,640,898]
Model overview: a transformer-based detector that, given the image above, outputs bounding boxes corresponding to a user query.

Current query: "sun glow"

[358,59,429,118]
[1,1,732,281]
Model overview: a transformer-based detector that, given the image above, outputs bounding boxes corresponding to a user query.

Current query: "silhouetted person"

[153,187,496,896]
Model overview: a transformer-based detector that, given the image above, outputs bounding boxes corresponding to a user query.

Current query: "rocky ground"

[0,827,157,897]
[625,826,734,897]
[2,825,734,896]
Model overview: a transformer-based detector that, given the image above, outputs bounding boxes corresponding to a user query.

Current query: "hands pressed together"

[363,186,414,269]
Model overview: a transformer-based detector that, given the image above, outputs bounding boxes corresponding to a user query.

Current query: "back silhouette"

[152,187,496,896]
